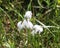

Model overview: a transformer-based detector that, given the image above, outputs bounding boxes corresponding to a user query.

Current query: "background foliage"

[0,0,60,48]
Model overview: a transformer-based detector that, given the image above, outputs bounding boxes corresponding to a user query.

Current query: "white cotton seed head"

[22,19,28,28]
[22,19,33,29]
[31,25,43,35]
[24,11,32,20]
[17,21,23,31]
[27,20,33,29]
[33,25,43,33]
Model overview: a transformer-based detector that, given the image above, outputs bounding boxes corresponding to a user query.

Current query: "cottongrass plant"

[17,11,58,48]
[17,11,55,36]
[0,0,59,47]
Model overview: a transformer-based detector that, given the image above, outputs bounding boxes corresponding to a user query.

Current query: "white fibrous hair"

[17,19,33,31]
[24,11,32,20]
[22,19,33,29]
[17,21,23,31]
[31,25,43,36]
[27,20,33,29]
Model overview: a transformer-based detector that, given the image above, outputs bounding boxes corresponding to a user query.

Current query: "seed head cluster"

[17,11,44,36]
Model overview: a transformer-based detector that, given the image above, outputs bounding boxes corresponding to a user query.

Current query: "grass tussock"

[0,0,60,48]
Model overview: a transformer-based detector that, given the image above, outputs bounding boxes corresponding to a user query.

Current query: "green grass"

[0,0,60,48]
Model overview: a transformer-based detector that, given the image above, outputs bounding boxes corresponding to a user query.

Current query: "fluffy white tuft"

[31,25,43,36]
[24,11,32,20]
[17,21,23,31]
